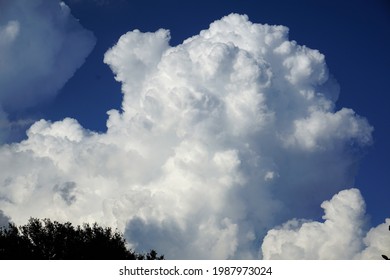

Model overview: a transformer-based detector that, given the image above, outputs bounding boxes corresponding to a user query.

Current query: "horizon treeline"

[0,218,163,260]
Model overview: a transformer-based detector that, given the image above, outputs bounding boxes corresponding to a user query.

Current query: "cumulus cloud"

[261,188,390,259]
[0,0,95,142]
[357,219,390,259]
[0,13,381,259]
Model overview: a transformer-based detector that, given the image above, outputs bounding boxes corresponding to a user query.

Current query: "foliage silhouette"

[0,218,163,260]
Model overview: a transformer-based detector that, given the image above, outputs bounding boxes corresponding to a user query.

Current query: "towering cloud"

[0,0,95,142]
[0,13,384,259]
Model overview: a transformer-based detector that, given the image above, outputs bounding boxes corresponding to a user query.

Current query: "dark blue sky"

[42,0,389,225]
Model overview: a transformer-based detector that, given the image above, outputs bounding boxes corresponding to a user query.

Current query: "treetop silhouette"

[0,218,163,260]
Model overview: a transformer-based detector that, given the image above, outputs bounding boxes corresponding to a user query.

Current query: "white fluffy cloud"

[0,0,95,142]
[261,188,390,259]
[0,13,384,259]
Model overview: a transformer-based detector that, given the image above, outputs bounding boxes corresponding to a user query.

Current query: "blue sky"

[0,0,389,259]
[46,0,390,224]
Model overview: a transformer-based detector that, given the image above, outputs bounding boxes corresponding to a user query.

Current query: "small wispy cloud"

[0,0,95,142]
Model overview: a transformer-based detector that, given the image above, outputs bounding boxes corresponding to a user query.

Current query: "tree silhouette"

[0,218,163,260]
[382,225,390,260]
